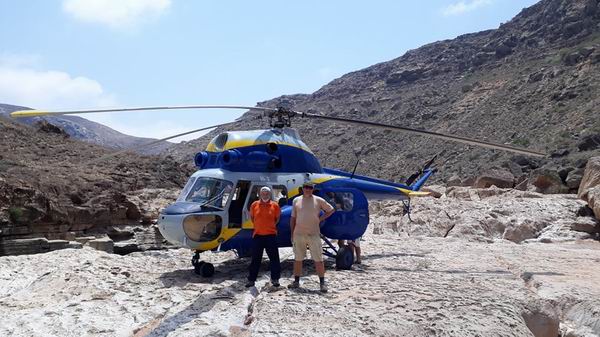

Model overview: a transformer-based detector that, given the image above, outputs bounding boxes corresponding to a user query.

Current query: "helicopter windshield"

[178,177,233,209]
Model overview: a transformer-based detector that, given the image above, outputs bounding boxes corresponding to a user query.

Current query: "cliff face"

[169,0,600,183]
[0,116,190,255]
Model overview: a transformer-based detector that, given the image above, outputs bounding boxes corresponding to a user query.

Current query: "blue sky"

[0,0,539,141]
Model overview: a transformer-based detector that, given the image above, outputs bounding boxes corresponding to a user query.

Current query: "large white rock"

[578,157,600,221]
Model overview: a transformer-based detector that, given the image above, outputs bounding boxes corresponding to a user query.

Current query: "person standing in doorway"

[246,186,281,288]
[288,182,335,292]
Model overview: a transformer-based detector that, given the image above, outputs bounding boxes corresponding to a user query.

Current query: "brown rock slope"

[169,0,600,184]
[0,116,189,256]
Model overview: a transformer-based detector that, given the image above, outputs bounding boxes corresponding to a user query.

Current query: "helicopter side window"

[324,192,354,212]
[246,185,287,211]
[271,185,287,203]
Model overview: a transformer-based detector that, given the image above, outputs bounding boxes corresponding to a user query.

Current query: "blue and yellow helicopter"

[11,106,546,276]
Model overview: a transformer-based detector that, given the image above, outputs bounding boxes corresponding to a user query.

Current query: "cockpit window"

[177,177,233,209]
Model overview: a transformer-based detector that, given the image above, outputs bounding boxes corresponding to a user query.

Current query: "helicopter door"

[243,184,288,224]
[318,188,369,240]
[228,180,251,228]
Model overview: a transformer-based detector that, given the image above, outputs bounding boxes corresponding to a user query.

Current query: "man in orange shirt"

[246,186,282,288]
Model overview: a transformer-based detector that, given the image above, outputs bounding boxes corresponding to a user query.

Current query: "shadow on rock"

[142,280,247,337]
[362,251,430,260]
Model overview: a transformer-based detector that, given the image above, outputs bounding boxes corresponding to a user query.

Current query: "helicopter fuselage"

[157,128,434,257]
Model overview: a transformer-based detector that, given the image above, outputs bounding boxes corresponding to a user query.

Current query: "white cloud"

[0,55,116,110]
[63,0,171,29]
[442,0,493,16]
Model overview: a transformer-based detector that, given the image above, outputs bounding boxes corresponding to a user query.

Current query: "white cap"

[260,186,272,193]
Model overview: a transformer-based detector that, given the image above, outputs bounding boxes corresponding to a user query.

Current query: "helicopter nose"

[158,214,187,247]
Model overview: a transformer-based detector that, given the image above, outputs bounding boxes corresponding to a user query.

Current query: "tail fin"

[405,153,440,190]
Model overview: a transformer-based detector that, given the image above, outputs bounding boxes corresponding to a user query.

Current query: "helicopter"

[10,105,546,277]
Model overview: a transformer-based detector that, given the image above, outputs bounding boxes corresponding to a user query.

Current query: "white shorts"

[292,233,323,262]
[349,237,361,248]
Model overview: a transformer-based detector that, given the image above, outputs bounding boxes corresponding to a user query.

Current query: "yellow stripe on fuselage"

[287,176,340,198]
[398,188,430,197]
[194,226,242,251]
[206,139,313,153]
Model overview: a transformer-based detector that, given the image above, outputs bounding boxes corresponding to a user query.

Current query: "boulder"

[515,175,529,191]
[0,238,50,256]
[578,157,600,220]
[530,168,569,194]
[570,218,599,234]
[495,44,513,58]
[585,187,600,220]
[564,301,600,336]
[474,169,514,189]
[577,134,600,151]
[521,300,560,337]
[565,168,585,190]
[107,226,135,241]
[35,120,69,137]
[512,155,540,170]
[88,237,114,254]
[503,220,547,243]
[114,241,140,255]
[386,67,426,84]
[48,239,70,251]
[446,175,462,187]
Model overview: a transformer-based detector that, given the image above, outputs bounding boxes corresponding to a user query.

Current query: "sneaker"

[320,282,328,293]
[271,280,280,287]
[245,281,255,288]
[287,281,300,289]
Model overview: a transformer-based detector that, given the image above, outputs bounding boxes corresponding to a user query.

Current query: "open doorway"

[228,180,251,228]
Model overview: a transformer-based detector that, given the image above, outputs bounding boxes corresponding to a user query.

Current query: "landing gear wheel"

[192,251,201,267]
[197,262,214,277]
[336,246,354,270]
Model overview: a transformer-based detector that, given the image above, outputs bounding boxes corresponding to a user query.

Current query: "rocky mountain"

[0,104,172,155]
[0,115,191,255]
[168,0,600,185]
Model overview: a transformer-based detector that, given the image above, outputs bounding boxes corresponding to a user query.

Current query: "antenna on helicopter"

[350,147,363,179]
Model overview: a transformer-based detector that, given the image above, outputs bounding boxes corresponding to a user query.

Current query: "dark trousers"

[248,234,281,282]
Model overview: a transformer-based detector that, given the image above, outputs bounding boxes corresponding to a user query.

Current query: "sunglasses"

[302,185,314,189]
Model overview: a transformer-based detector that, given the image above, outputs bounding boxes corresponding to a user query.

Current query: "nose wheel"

[192,251,215,277]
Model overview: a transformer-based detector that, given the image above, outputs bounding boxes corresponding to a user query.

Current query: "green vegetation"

[512,138,531,147]
[559,130,571,139]
[8,207,23,223]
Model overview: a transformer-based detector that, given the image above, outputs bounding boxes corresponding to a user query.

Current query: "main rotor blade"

[10,105,277,118]
[299,112,547,158]
[85,121,236,165]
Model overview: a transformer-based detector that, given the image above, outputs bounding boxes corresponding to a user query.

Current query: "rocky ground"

[1,187,599,337]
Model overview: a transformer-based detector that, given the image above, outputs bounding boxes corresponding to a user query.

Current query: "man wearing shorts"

[288,182,335,292]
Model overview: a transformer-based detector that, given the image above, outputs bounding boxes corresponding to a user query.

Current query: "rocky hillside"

[0,115,190,255]
[169,0,600,185]
[0,104,172,155]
